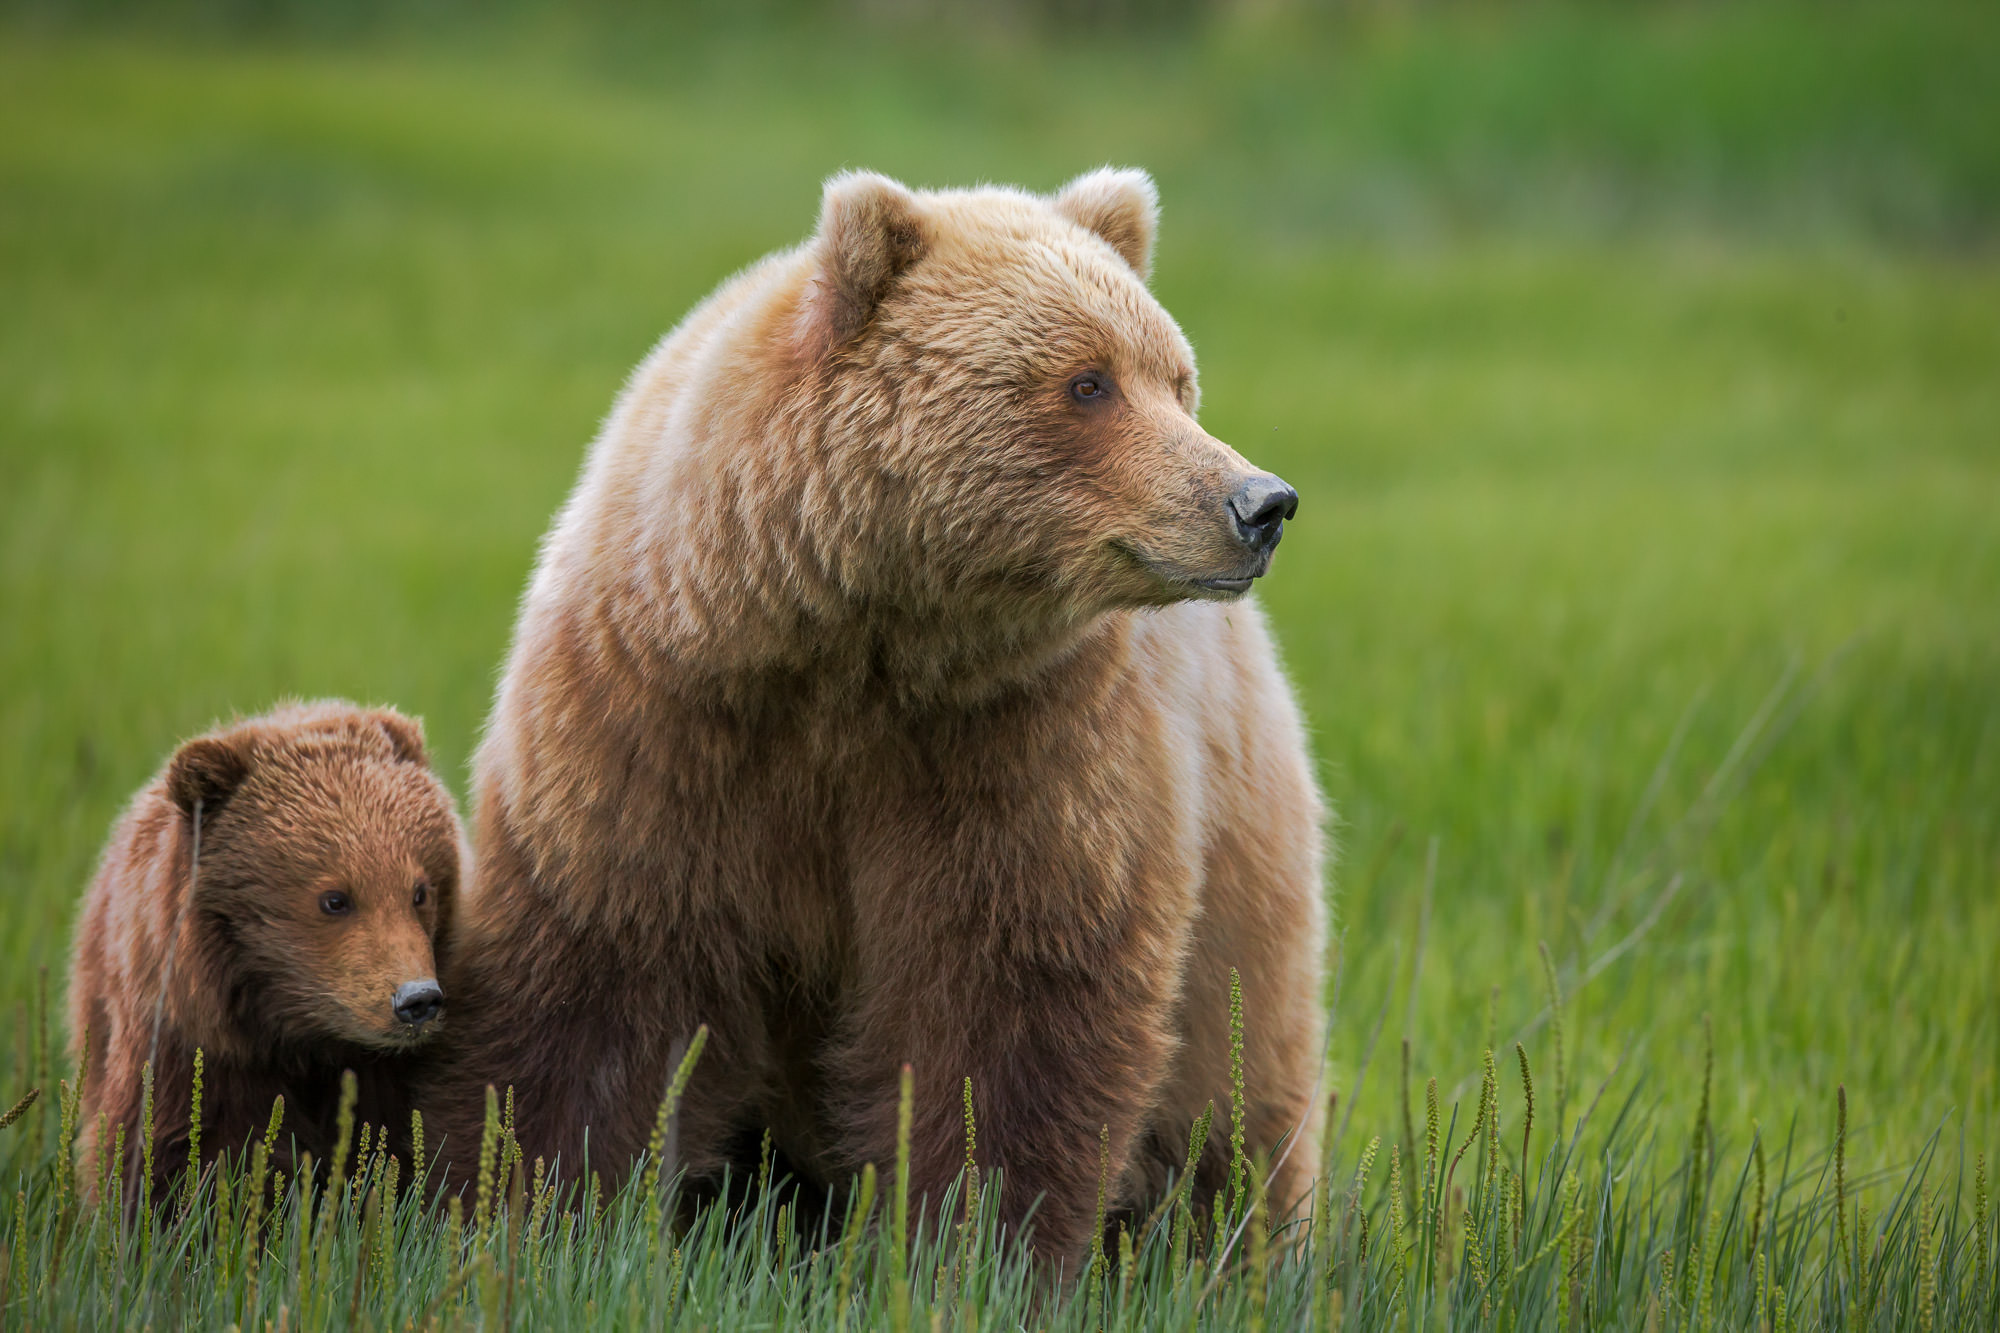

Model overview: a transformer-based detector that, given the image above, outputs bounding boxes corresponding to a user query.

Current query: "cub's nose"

[1229,473,1299,554]
[392,979,445,1028]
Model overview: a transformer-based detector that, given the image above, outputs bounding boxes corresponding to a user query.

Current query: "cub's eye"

[319,891,352,917]
[1069,373,1108,404]
[412,878,429,908]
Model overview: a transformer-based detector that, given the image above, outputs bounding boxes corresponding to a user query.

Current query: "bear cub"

[67,701,464,1199]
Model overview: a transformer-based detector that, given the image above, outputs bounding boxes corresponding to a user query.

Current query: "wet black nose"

[393,979,444,1028]
[1229,473,1299,553]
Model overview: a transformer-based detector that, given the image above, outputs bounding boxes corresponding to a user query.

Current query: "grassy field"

[2,2,1997,1326]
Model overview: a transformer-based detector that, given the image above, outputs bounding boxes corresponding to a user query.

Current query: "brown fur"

[67,701,464,1198]
[430,169,1328,1260]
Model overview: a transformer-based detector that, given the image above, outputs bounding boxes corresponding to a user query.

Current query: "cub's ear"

[370,709,429,766]
[165,734,254,819]
[1052,167,1158,279]
[806,170,927,348]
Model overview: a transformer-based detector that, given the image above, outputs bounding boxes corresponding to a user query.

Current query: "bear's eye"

[413,878,429,908]
[1069,373,1108,404]
[319,890,352,917]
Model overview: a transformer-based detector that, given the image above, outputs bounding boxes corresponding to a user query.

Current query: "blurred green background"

[3,1,1995,1170]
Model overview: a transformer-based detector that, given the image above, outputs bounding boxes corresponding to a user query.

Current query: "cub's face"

[809,171,1298,615]
[168,706,461,1055]
[239,802,454,1052]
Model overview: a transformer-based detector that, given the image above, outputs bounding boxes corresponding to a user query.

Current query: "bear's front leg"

[836,731,1202,1265]
[838,921,1190,1266]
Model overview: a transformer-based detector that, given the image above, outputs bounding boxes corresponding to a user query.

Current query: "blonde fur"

[429,170,1328,1260]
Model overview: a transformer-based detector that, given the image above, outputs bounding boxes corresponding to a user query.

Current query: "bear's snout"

[392,978,445,1029]
[1227,472,1298,557]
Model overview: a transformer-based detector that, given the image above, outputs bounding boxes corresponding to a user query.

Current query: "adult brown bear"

[430,169,1328,1260]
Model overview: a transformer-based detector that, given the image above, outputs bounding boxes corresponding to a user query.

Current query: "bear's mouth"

[1115,542,1270,601]
[1173,558,1273,599]
[337,1013,445,1052]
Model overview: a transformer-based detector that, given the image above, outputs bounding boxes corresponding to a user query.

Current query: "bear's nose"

[393,979,445,1028]
[1229,473,1298,554]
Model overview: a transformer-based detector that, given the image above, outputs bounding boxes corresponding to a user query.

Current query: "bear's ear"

[806,170,928,348]
[1052,167,1158,279]
[370,709,429,766]
[165,734,254,819]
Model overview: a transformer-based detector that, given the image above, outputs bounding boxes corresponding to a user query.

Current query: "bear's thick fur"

[432,169,1327,1257]
[68,702,464,1198]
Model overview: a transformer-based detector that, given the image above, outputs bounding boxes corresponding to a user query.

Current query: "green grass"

[1,981,1995,1328]
[2,2,1997,1326]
